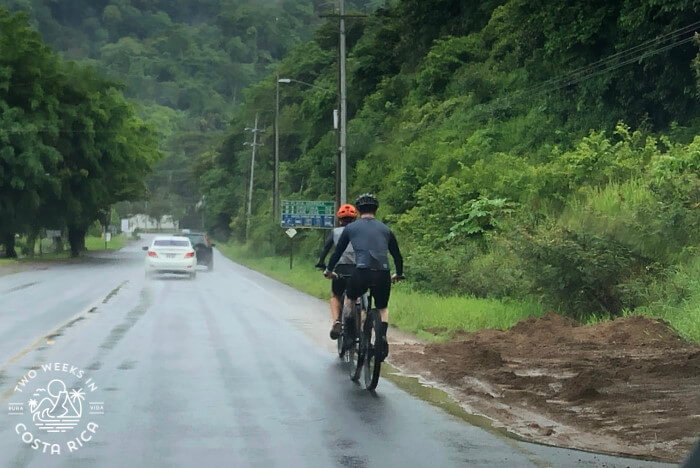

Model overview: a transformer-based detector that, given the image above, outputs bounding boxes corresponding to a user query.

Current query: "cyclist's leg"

[330,277,346,320]
[369,270,392,360]
[329,277,346,339]
[330,294,341,320]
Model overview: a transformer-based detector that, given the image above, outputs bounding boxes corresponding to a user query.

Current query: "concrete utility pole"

[339,0,348,206]
[274,76,282,224]
[320,3,364,208]
[244,113,264,241]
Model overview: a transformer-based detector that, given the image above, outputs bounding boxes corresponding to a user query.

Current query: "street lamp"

[274,76,288,224]
[275,76,339,223]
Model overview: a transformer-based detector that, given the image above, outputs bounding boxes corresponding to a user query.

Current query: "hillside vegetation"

[199,0,699,337]
[0,0,380,224]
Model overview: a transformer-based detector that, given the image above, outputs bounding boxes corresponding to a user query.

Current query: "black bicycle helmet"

[355,193,379,210]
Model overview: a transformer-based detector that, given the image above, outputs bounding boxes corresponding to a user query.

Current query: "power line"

[556,36,696,90]
[471,30,698,118]
[519,21,699,98]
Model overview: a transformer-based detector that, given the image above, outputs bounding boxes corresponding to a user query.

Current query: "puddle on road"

[103,280,129,304]
[117,359,137,370]
[4,281,39,293]
[381,362,557,467]
[381,363,512,432]
[381,362,523,441]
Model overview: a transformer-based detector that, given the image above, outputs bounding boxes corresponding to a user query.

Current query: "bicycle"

[335,273,368,382]
[334,273,402,391]
[357,273,405,390]
[323,269,403,391]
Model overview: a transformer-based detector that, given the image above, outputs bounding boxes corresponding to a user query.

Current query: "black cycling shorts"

[331,277,347,297]
[345,269,391,309]
[331,264,355,297]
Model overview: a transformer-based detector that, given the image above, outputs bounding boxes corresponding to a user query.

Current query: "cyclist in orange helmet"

[316,204,358,339]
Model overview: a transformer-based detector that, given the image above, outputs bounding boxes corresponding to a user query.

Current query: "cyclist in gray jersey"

[316,204,358,339]
[325,194,404,361]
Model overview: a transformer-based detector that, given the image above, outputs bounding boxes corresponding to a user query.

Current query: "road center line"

[0,280,130,402]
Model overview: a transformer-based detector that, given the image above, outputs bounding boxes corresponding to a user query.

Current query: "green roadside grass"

[84,234,126,251]
[219,242,699,343]
[0,251,70,265]
[0,235,126,266]
[218,242,545,341]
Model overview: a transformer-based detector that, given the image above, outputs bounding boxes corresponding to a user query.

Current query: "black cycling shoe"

[330,321,342,340]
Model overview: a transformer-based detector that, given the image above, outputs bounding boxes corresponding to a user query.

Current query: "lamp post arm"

[280,78,337,95]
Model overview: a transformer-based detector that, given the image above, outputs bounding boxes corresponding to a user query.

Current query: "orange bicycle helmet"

[336,204,358,218]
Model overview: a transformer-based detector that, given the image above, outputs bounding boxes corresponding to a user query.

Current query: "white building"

[121,214,179,233]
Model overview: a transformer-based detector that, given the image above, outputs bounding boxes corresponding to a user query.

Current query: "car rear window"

[153,240,190,247]
[186,234,206,245]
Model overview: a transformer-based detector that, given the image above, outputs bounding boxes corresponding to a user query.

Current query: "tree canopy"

[0,0,381,225]
[0,8,160,256]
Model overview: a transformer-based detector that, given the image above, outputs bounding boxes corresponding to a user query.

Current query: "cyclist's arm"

[388,231,404,276]
[316,232,334,266]
[327,229,350,272]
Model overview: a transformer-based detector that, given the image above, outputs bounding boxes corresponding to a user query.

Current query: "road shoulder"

[389,313,699,463]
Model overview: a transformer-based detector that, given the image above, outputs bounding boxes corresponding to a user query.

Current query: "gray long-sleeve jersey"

[318,226,355,266]
[327,217,403,275]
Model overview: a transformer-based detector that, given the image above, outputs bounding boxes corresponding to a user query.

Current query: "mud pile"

[390,313,700,462]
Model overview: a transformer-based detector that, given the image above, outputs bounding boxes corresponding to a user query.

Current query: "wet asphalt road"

[0,237,675,467]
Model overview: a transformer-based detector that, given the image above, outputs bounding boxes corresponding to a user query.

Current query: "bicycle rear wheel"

[337,330,345,359]
[348,302,364,381]
[363,310,382,391]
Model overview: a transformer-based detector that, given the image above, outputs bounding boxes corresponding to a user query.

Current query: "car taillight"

[148,251,158,257]
[185,251,195,258]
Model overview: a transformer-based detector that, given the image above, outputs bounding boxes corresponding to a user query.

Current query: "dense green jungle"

[1,1,698,334]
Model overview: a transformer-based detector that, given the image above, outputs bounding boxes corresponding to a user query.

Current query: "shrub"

[512,225,653,317]
[406,244,480,296]
[406,238,528,299]
[459,239,531,299]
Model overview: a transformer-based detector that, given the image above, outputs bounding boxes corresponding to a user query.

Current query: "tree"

[0,8,160,257]
[0,9,64,257]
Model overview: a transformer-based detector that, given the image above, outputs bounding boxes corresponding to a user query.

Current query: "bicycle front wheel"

[363,310,383,391]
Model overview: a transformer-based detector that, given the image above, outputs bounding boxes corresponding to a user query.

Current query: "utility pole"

[320,3,365,207]
[244,113,264,241]
[339,0,348,206]
[274,75,281,224]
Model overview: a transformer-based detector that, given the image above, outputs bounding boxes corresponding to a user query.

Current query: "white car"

[143,236,197,279]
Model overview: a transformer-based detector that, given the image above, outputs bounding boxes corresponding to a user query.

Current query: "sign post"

[285,228,298,269]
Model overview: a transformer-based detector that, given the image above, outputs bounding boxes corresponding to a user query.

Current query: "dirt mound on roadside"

[390,313,700,462]
[509,312,578,335]
[558,369,609,401]
[503,312,684,347]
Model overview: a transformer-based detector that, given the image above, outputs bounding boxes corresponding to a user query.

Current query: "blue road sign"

[281,200,335,229]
